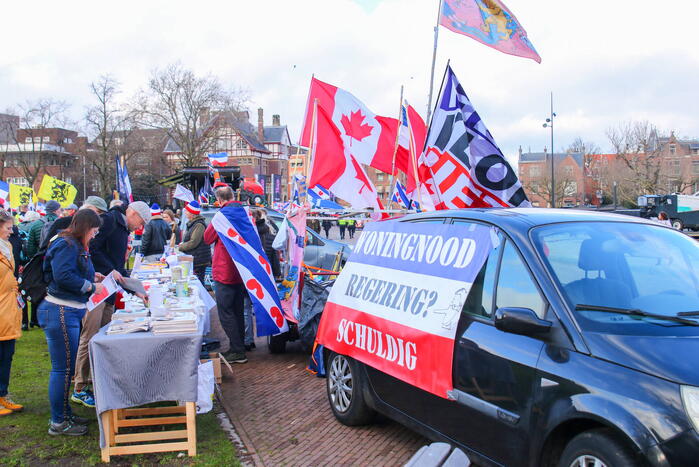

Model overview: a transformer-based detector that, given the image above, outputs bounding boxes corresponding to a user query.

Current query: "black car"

[325,208,699,467]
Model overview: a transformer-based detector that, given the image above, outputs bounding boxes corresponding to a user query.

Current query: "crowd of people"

[0,183,285,437]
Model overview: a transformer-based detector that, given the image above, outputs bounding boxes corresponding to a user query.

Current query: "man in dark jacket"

[71,200,151,408]
[141,203,170,261]
[178,201,211,284]
[204,184,247,364]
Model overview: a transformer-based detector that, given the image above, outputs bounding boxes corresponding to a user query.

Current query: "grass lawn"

[0,328,240,466]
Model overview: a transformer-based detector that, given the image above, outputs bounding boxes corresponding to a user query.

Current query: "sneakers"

[48,420,88,436]
[0,408,11,417]
[70,414,91,425]
[222,351,248,364]
[244,342,256,351]
[0,396,23,412]
[70,389,95,408]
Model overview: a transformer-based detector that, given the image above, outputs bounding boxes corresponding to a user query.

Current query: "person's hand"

[111,271,124,283]
[135,292,148,304]
[94,272,105,282]
[93,283,105,295]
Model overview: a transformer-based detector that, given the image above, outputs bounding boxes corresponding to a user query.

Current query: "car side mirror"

[494,307,552,336]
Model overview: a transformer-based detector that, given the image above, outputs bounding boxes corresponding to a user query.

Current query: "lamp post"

[542,92,556,208]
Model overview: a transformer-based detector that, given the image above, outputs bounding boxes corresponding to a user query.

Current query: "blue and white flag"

[198,188,208,205]
[115,156,134,202]
[174,184,194,203]
[390,180,412,209]
[308,185,343,210]
[212,205,289,336]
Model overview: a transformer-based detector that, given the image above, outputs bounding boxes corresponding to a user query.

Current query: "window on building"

[670,144,676,155]
[377,173,384,181]
[692,161,699,175]
[8,177,28,187]
[693,148,699,156]
[24,137,32,143]
[530,166,541,177]
[236,139,247,149]
[672,160,681,176]
[564,166,574,177]
[33,136,41,143]
[42,136,50,143]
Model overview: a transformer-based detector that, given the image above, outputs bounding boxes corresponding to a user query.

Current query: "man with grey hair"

[204,183,248,364]
[71,200,151,408]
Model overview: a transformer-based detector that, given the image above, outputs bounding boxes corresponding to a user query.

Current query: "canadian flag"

[307,104,381,210]
[300,78,404,176]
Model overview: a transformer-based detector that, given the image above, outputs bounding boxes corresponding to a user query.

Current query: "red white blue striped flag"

[212,205,288,336]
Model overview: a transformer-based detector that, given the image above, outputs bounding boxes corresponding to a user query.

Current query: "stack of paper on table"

[151,312,198,334]
[107,317,151,335]
[112,309,149,321]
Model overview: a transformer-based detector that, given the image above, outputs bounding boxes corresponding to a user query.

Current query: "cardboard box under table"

[89,321,204,461]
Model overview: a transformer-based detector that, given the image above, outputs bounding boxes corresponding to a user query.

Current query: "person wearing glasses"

[37,209,104,436]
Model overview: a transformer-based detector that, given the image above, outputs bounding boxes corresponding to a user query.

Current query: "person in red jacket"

[204,184,248,364]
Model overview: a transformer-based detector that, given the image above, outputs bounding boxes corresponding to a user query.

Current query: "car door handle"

[447,389,520,426]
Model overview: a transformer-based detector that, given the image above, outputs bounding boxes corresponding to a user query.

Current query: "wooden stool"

[100,402,196,462]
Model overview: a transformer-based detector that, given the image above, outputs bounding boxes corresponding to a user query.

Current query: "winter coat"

[43,237,95,304]
[178,216,211,268]
[0,239,20,341]
[255,218,281,279]
[90,205,129,276]
[203,201,243,285]
[26,213,58,259]
[141,215,170,257]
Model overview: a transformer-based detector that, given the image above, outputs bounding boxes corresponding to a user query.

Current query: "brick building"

[517,150,586,207]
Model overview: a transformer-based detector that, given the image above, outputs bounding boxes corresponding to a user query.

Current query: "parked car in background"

[325,208,699,467]
[199,206,351,271]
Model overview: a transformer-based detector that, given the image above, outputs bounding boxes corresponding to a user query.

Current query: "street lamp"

[542,92,556,208]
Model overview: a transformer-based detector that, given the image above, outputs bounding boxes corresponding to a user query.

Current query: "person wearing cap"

[38,197,107,253]
[178,201,211,284]
[140,203,170,261]
[25,200,62,259]
[62,204,78,218]
[204,185,248,364]
[70,200,151,408]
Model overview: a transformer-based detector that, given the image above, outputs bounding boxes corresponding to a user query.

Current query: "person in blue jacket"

[37,209,104,436]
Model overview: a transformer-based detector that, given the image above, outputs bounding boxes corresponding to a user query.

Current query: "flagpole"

[425,0,443,125]
[408,117,424,209]
[304,98,319,204]
[387,85,404,210]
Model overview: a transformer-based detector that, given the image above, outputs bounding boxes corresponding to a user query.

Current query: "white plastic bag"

[196,361,215,414]
[272,219,288,250]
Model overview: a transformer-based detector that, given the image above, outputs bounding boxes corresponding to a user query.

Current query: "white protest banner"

[174,184,195,203]
[316,221,493,398]
[87,272,119,311]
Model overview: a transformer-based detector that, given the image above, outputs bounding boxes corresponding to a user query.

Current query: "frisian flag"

[115,156,134,202]
[421,65,530,209]
[308,185,343,210]
[212,205,289,336]
[391,180,412,209]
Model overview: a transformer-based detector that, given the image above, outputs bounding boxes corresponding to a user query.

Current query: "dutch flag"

[207,152,228,167]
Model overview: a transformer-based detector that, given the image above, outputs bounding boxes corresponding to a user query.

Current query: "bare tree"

[133,63,248,168]
[567,137,600,204]
[9,99,70,188]
[524,163,579,207]
[84,75,135,199]
[0,110,21,180]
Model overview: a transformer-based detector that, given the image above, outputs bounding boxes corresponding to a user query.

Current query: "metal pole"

[550,92,555,208]
[388,85,404,209]
[425,0,443,124]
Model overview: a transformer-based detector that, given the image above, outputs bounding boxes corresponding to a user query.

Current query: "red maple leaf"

[341,110,373,142]
[350,155,372,194]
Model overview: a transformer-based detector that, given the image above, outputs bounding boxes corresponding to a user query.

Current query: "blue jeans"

[37,301,86,423]
[0,339,15,397]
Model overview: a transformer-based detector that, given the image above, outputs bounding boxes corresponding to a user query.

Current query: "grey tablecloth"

[90,321,204,447]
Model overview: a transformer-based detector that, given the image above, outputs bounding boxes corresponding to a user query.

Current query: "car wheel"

[267,333,287,354]
[326,352,375,426]
[558,428,637,467]
[671,218,684,230]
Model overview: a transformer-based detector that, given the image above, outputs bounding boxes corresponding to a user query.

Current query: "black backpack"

[18,240,51,307]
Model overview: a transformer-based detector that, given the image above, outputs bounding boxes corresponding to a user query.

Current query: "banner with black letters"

[316,220,493,398]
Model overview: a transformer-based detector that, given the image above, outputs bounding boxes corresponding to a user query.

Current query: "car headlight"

[681,385,699,432]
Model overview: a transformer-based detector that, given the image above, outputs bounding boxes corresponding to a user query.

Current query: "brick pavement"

[218,340,426,466]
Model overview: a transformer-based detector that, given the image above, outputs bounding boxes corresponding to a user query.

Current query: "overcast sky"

[2,0,697,165]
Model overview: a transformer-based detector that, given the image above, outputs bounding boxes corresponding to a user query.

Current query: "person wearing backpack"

[37,209,103,435]
[25,201,62,259]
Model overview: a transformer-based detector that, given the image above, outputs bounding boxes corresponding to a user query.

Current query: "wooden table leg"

[185,402,197,457]
[101,410,112,463]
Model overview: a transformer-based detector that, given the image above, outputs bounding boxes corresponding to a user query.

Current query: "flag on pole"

[212,205,289,336]
[203,175,214,196]
[0,181,8,207]
[198,188,209,205]
[308,185,344,210]
[390,180,412,209]
[115,156,134,202]
[207,152,228,167]
[37,175,78,207]
[9,185,34,209]
[440,0,541,63]
[173,183,195,203]
[300,77,406,176]
[422,65,530,209]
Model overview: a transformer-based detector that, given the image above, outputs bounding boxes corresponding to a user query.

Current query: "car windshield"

[532,222,699,335]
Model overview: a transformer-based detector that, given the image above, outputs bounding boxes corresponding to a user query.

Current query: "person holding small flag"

[177,201,210,284]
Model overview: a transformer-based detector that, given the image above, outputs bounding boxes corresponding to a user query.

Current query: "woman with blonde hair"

[0,210,22,417]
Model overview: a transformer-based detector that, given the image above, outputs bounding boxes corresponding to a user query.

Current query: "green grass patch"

[0,329,240,466]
